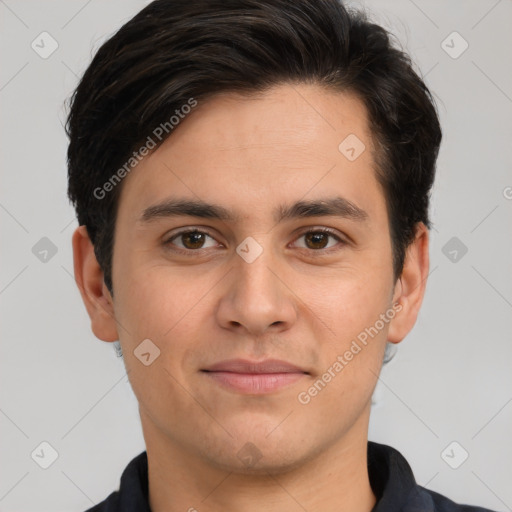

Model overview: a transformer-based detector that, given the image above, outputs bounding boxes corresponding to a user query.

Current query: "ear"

[387,222,429,344]
[72,225,119,342]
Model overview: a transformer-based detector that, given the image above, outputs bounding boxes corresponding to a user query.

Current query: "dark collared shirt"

[84,441,496,512]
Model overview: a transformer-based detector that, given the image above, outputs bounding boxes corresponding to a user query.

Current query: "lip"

[201,358,308,394]
[203,358,307,374]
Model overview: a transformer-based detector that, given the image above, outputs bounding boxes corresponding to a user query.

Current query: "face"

[78,83,426,474]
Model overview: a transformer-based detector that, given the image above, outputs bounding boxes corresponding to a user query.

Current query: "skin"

[73,83,429,512]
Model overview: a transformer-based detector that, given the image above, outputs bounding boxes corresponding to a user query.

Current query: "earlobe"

[387,223,430,345]
[72,225,119,342]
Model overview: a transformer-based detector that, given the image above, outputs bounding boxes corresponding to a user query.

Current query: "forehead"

[163,84,373,161]
[116,83,385,224]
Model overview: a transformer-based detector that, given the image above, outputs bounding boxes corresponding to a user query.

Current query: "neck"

[143,408,376,512]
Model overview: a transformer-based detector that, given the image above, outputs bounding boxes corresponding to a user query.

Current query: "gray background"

[1,0,511,510]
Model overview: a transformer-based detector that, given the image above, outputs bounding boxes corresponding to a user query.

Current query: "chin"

[206,442,311,476]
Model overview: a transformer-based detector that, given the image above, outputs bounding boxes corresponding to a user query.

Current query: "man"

[66,0,496,510]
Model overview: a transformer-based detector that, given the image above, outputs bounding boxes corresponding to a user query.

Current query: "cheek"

[303,268,392,406]
[299,285,390,418]
[113,268,207,411]
[113,257,204,339]
[309,266,393,340]
[113,262,220,380]
[114,275,169,341]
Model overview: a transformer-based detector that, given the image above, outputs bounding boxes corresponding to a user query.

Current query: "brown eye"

[181,231,207,249]
[294,229,344,251]
[166,230,218,251]
[304,232,330,249]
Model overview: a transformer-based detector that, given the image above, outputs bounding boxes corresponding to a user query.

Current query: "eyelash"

[163,227,347,256]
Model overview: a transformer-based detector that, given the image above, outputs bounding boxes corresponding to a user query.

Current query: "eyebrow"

[138,196,369,225]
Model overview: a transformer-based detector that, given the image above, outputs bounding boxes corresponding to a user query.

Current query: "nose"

[215,243,298,336]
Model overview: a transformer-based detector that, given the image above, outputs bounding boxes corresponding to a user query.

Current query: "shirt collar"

[108,441,432,512]
[368,441,435,512]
